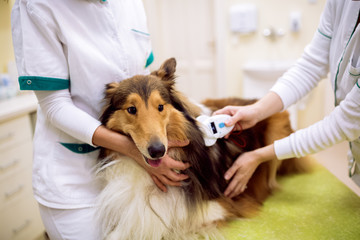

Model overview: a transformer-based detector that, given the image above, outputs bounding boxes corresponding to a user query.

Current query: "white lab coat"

[271,0,360,186]
[12,0,153,208]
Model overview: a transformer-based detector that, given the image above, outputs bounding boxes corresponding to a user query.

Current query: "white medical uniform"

[12,0,153,238]
[271,0,360,186]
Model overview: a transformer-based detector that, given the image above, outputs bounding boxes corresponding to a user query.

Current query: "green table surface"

[222,165,360,240]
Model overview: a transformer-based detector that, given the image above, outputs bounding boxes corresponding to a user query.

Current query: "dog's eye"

[158,104,164,112]
[127,106,137,115]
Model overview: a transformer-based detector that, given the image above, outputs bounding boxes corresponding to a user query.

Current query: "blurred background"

[143,0,329,129]
[0,0,330,128]
[0,0,359,239]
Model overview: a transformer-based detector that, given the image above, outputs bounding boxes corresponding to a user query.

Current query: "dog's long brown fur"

[98,58,310,239]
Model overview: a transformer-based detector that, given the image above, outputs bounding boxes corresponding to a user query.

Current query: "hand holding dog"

[149,139,191,193]
[224,145,276,198]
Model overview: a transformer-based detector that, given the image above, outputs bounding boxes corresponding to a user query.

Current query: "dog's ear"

[105,82,120,99]
[101,82,121,125]
[151,58,177,83]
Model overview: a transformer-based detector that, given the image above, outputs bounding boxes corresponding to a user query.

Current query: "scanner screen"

[210,122,217,134]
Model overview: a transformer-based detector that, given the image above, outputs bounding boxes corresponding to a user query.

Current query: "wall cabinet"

[0,94,43,240]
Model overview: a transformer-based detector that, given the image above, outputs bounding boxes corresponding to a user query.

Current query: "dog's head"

[101,58,191,167]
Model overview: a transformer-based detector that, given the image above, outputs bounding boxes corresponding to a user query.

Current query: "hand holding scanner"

[196,114,235,146]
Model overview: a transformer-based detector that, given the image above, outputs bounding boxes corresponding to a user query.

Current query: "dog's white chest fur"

[96,156,227,240]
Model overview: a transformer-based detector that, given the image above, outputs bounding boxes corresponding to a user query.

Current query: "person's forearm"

[35,90,102,146]
[92,125,146,166]
[253,91,284,122]
[252,144,277,164]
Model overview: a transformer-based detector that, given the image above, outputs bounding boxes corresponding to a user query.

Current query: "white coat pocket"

[50,132,102,201]
[131,29,153,72]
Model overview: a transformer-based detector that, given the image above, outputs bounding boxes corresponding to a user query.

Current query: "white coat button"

[27,80,32,85]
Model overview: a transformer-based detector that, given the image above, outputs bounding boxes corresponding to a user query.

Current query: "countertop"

[0,92,38,123]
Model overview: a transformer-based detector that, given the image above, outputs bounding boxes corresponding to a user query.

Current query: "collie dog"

[96,58,309,240]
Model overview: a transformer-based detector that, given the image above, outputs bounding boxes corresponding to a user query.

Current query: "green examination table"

[222,165,360,240]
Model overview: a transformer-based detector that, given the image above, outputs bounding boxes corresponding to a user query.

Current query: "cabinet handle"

[0,159,19,172]
[5,184,24,199]
[0,132,14,143]
[13,219,31,235]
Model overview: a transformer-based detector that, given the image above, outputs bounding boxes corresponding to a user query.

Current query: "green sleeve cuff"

[60,143,100,154]
[19,76,70,91]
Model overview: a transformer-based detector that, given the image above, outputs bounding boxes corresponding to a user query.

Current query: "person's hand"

[223,151,260,198]
[148,139,190,192]
[213,105,260,137]
[213,92,284,132]
[224,144,275,198]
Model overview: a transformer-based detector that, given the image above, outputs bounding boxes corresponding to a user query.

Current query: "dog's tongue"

[147,158,162,167]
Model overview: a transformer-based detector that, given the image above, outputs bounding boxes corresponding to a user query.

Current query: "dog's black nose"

[148,142,166,159]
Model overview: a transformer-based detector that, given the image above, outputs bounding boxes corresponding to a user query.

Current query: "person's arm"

[218,1,335,198]
[275,82,360,160]
[225,79,360,198]
[35,90,101,145]
[216,1,334,131]
[216,26,331,131]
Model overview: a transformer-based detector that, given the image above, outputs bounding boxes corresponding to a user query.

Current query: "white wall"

[143,1,329,128]
[225,0,326,95]
[224,0,328,128]
[0,0,15,73]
